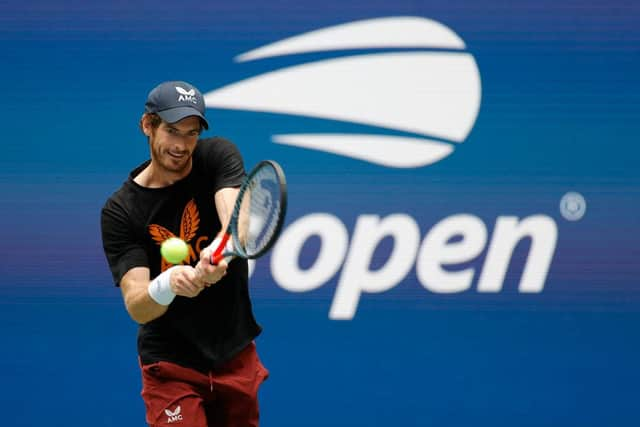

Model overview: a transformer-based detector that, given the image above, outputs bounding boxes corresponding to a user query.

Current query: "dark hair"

[142,113,205,132]
[146,113,163,129]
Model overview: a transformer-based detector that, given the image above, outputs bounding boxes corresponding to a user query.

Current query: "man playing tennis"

[101,80,268,427]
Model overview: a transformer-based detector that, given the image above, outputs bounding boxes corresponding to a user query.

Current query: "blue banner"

[1,1,638,426]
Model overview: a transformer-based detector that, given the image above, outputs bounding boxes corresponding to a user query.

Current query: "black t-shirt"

[101,137,261,372]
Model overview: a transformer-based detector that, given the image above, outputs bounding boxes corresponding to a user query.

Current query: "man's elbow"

[124,297,159,325]
[128,309,154,324]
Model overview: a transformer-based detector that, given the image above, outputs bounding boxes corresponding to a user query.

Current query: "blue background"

[1,1,639,426]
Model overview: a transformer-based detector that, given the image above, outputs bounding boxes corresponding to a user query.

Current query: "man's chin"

[163,158,190,174]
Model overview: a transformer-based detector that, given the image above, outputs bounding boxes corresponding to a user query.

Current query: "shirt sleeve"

[100,198,149,286]
[199,137,246,193]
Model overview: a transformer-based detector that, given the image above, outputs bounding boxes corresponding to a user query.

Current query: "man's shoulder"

[102,161,151,212]
[195,136,237,156]
[193,137,244,180]
[102,181,132,217]
[198,136,234,145]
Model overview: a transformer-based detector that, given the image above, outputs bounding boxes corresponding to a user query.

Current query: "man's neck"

[133,161,191,188]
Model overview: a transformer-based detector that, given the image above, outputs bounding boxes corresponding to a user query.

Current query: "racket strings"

[236,167,283,256]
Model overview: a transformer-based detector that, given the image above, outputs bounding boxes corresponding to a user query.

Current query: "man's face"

[143,115,202,175]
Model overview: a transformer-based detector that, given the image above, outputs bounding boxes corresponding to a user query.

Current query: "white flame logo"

[204,16,481,168]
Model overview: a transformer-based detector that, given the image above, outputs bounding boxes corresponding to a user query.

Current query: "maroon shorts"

[140,342,269,427]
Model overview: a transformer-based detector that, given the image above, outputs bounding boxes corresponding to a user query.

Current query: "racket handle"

[210,233,231,265]
[211,252,226,265]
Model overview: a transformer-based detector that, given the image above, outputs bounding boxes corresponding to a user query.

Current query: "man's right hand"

[169,266,207,298]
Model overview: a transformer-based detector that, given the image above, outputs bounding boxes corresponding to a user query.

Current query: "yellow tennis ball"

[160,237,189,264]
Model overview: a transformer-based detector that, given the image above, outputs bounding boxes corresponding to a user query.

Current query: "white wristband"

[148,267,177,306]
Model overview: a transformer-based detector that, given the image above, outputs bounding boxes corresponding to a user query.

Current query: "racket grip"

[210,233,231,265]
[211,253,226,265]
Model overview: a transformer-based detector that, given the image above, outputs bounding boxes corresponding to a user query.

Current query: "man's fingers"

[170,266,205,298]
[195,259,228,285]
[167,262,231,297]
[173,278,199,297]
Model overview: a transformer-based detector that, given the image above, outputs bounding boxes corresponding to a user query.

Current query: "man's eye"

[167,128,177,134]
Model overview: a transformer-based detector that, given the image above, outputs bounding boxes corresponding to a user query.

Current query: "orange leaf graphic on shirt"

[149,224,176,245]
[148,199,201,271]
[180,199,200,242]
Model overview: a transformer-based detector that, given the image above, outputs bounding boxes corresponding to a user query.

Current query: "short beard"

[149,132,191,175]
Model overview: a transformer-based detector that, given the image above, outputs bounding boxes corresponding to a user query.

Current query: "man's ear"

[140,114,153,137]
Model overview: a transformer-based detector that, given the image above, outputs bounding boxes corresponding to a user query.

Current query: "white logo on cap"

[204,16,481,168]
[176,86,198,104]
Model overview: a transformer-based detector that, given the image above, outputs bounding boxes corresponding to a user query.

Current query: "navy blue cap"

[144,81,209,129]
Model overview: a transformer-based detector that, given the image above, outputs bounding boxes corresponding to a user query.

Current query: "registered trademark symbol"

[560,192,586,221]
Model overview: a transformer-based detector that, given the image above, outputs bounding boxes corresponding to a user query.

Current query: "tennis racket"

[211,160,288,265]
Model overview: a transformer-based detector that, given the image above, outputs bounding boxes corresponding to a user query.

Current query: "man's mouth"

[167,151,187,160]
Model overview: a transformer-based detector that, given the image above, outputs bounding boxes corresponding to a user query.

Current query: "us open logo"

[202,17,564,322]
[204,16,481,168]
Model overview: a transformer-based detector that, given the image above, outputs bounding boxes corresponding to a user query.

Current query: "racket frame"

[211,160,288,264]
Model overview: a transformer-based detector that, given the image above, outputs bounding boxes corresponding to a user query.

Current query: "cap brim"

[157,106,209,130]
